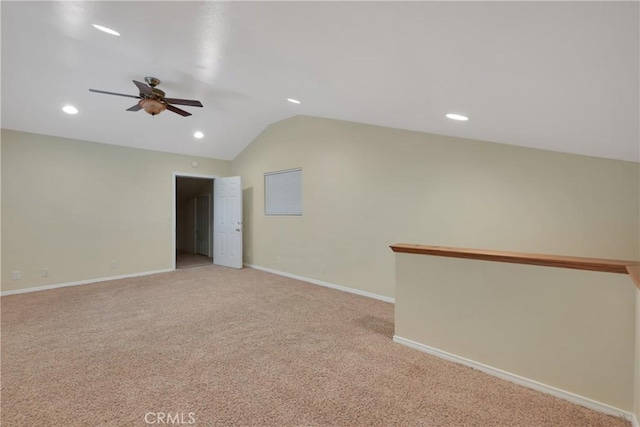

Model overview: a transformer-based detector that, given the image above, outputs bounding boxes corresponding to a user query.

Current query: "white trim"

[172,172,219,270]
[244,263,394,303]
[1,268,174,297]
[393,335,635,423]
[632,414,639,427]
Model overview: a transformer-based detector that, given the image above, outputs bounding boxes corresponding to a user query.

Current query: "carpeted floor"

[1,266,630,427]
[176,250,213,269]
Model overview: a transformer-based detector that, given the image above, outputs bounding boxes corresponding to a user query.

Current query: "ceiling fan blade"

[126,103,142,112]
[166,104,192,117]
[89,89,140,99]
[164,98,203,107]
[132,80,153,96]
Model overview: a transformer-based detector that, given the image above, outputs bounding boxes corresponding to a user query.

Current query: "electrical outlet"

[41,268,49,277]
[111,260,119,270]
[12,271,21,280]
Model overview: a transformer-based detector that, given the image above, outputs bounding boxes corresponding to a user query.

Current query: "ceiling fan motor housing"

[150,88,165,100]
[144,76,161,87]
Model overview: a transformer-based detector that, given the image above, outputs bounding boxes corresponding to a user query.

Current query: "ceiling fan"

[89,77,203,117]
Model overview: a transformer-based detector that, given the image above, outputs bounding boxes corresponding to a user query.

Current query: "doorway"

[172,173,244,270]
[175,176,214,269]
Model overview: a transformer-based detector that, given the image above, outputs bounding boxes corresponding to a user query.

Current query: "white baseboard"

[1,268,174,297]
[244,263,394,303]
[393,335,635,423]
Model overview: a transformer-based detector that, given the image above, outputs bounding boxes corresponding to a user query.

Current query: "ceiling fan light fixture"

[139,99,166,116]
[92,24,120,36]
[89,77,202,117]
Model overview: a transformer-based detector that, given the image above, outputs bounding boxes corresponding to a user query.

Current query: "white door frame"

[172,172,219,270]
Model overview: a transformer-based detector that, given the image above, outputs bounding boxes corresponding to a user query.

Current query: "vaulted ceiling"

[2,1,638,162]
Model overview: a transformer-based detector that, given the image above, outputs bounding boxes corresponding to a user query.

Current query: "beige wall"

[1,129,230,292]
[231,115,640,298]
[394,253,636,412]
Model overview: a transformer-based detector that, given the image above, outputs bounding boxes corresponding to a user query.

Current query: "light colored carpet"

[1,266,630,427]
[176,250,212,269]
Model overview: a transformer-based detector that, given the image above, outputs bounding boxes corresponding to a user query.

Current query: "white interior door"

[213,176,243,268]
[195,195,210,256]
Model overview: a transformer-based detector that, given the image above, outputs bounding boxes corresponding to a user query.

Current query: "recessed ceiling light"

[194,131,204,139]
[287,98,301,104]
[62,105,78,115]
[446,113,469,121]
[92,24,120,36]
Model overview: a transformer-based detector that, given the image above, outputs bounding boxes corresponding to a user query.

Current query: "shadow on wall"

[243,187,254,264]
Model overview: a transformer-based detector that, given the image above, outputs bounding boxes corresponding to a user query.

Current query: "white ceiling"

[2,1,638,162]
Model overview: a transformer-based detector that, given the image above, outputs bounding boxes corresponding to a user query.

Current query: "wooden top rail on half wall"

[389,244,640,290]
